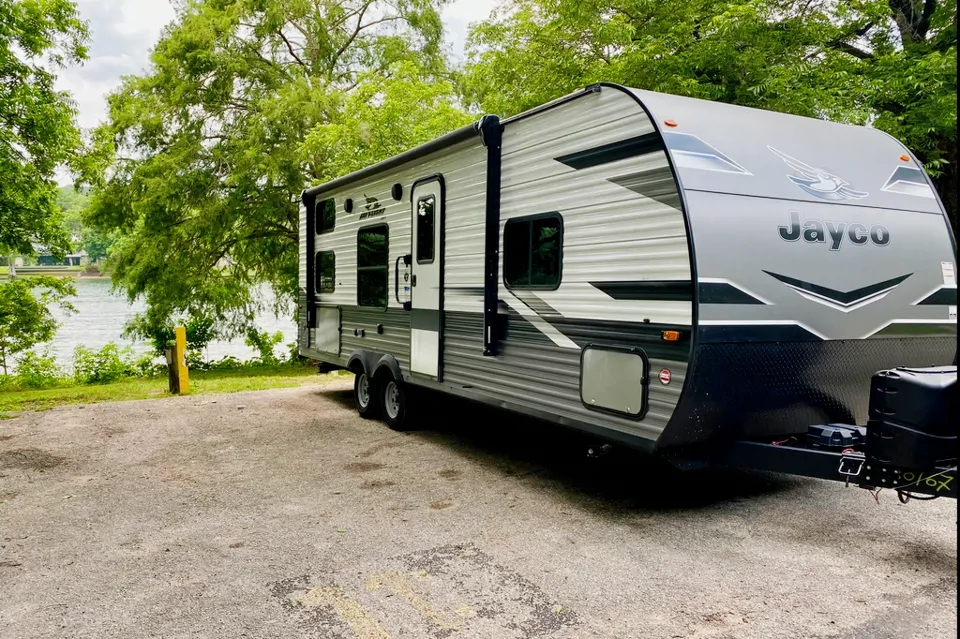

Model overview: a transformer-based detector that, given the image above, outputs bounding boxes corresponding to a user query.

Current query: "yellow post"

[175,326,190,394]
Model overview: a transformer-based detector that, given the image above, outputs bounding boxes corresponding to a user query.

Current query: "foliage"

[14,349,63,388]
[0,276,76,375]
[78,0,462,341]
[57,185,119,261]
[72,343,139,384]
[0,0,89,256]
[130,312,218,357]
[244,327,285,365]
[462,0,957,230]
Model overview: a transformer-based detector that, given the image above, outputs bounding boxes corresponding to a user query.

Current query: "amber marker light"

[664,119,678,127]
[899,154,910,161]
[662,330,682,341]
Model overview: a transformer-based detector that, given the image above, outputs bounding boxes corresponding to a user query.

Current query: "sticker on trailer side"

[942,261,956,286]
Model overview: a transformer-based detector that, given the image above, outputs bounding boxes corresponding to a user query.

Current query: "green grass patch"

[0,364,339,418]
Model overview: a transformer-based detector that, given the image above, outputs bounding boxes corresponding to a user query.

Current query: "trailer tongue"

[718,365,957,501]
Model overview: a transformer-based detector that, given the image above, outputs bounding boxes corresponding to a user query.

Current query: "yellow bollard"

[175,326,190,394]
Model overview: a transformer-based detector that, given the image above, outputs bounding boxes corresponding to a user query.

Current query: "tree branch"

[277,28,309,71]
[830,40,874,59]
[918,0,936,39]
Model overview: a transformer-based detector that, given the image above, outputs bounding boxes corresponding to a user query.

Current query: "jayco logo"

[359,194,385,220]
[778,211,889,250]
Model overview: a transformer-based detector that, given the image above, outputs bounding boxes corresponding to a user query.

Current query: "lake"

[27,278,297,372]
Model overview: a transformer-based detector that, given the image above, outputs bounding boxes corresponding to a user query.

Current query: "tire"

[354,369,381,418]
[381,377,412,431]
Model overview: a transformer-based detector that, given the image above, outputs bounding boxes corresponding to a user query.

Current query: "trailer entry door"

[410,177,444,379]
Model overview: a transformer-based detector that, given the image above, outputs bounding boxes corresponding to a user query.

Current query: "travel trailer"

[298,83,957,500]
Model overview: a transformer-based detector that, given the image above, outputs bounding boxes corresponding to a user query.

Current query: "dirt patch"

[430,499,453,510]
[0,561,23,569]
[0,448,66,470]
[343,461,385,473]
[0,435,14,441]
[438,469,462,480]
[228,542,245,549]
[359,440,404,458]
[360,479,396,490]
[0,491,17,503]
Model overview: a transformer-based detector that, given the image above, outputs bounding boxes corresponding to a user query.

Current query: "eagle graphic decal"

[768,146,869,201]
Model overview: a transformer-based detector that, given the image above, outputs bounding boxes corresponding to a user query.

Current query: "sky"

[55,0,500,133]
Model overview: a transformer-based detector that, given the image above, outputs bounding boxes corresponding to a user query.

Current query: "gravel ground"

[0,377,956,639]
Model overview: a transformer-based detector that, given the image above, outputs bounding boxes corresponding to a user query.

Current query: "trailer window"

[357,224,389,308]
[416,195,436,264]
[316,198,336,235]
[504,213,562,289]
[315,251,335,294]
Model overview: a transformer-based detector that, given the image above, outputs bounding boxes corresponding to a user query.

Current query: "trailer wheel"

[353,369,381,419]
[381,378,410,431]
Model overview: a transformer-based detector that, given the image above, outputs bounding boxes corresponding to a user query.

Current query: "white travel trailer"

[298,83,957,499]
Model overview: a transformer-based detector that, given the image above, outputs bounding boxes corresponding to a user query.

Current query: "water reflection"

[37,278,296,369]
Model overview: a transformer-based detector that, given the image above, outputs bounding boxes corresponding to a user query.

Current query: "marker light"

[662,330,682,341]
[899,155,910,161]
[664,120,678,127]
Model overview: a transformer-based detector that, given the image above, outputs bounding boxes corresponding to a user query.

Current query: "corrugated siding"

[341,307,411,370]
[312,140,487,313]
[498,87,693,327]
[442,312,685,441]
[440,87,692,443]
[298,201,308,289]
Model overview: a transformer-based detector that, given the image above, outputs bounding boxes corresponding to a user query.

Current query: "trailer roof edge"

[302,120,484,202]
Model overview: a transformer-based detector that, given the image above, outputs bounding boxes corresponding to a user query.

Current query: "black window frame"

[502,212,564,291]
[415,194,437,265]
[316,198,336,235]
[356,223,390,309]
[315,250,335,294]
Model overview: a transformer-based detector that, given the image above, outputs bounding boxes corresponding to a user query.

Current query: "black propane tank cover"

[865,365,957,469]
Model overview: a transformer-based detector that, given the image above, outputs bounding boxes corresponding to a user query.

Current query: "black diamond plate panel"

[657,336,957,449]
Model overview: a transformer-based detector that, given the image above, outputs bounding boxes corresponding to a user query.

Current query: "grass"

[0,364,340,418]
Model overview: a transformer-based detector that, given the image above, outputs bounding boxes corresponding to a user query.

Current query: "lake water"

[27,278,297,372]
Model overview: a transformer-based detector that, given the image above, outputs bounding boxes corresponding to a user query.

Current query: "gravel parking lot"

[1,377,956,638]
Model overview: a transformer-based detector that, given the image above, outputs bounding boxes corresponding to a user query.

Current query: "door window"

[416,195,436,264]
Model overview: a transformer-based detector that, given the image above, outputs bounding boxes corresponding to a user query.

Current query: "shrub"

[15,350,63,388]
[83,263,100,275]
[244,328,284,365]
[73,343,138,384]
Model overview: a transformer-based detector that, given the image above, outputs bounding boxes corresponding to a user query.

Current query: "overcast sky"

[56,0,500,132]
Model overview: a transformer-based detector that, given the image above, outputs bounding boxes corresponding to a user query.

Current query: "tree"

[78,0,465,341]
[0,0,88,257]
[0,276,76,375]
[462,0,957,232]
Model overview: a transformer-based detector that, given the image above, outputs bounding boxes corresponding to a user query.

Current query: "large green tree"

[0,0,88,256]
[463,0,957,231]
[79,0,466,339]
[0,275,75,375]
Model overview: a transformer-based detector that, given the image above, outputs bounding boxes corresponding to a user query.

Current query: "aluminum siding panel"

[440,87,692,443]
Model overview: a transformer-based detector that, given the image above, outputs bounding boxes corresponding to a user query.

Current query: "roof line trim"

[301,120,483,202]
